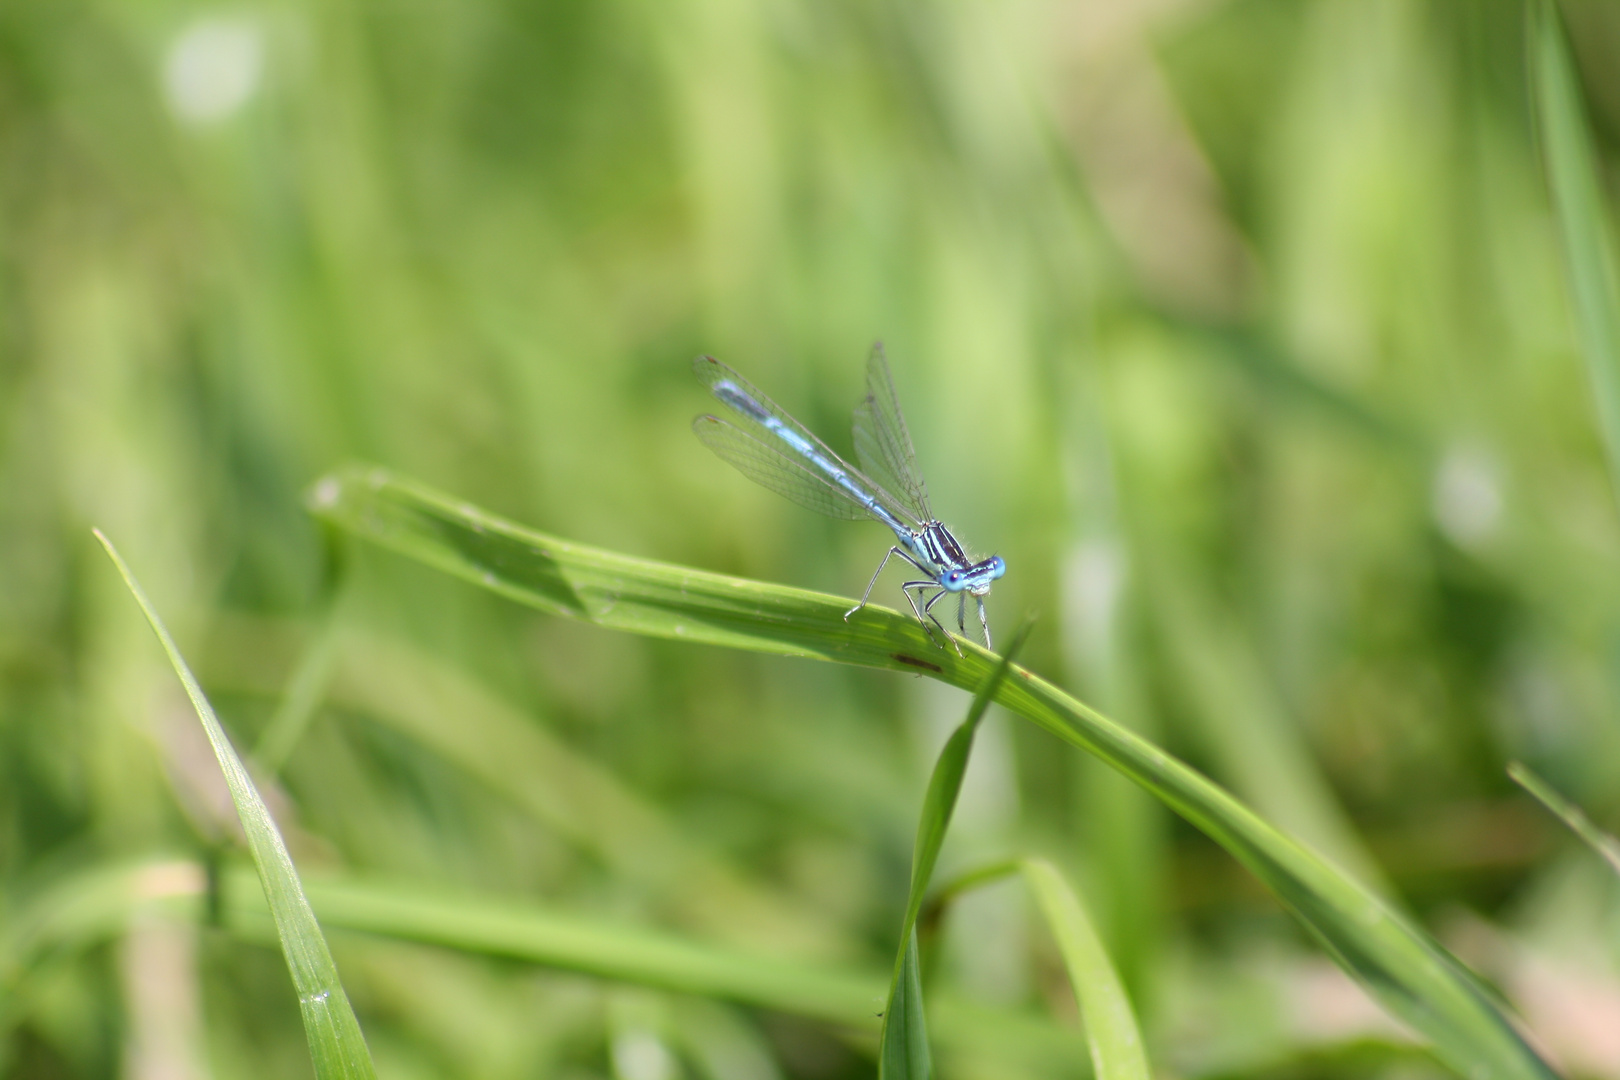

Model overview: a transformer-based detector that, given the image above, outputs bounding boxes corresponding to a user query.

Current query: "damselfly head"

[941,554,1006,596]
[968,555,1006,596]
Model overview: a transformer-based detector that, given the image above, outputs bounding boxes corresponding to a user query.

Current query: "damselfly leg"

[917,586,962,656]
[897,581,941,646]
[846,546,908,621]
[846,544,931,621]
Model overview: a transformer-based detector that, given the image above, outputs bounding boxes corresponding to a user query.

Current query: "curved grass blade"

[931,859,1150,1080]
[93,531,377,1080]
[1018,859,1150,1080]
[308,467,1557,1080]
[1508,762,1620,877]
[1531,0,1620,499]
[881,624,1031,1080]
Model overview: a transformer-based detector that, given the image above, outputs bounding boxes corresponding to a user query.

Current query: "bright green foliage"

[313,468,1556,1080]
[94,533,377,1080]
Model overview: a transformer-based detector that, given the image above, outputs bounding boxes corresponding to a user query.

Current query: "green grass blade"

[901,624,1032,931]
[309,467,1557,1080]
[1018,859,1150,1080]
[1508,762,1620,877]
[222,860,1089,1068]
[1150,573,1387,891]
[7,857,1085,1070]
[880,625,1029,1080]
[271,870,1077,1069]
[93,531,377,1080]
[880,932,931,1080]
[1531,0,1620,497]
[931,858,1149,1080]
[237,865,880,1028]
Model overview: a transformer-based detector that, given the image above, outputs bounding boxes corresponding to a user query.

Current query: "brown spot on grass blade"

[893,653,943,673]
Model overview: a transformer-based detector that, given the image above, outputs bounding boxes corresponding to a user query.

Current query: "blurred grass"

[4,1,1620,1078]
[1509,761,1620,877]
[1532,0,1620,503]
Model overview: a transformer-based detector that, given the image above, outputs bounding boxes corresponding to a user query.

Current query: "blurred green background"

[5,0,1620,1077]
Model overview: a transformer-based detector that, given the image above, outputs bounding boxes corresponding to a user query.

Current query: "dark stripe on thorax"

[923,523,968,568]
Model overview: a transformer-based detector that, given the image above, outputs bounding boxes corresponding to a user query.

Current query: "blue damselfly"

[692,345,1006,652]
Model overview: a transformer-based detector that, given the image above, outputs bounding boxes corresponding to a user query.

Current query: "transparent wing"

[852,342,932,521]
[692,415,870,520]
[694,354,921,528]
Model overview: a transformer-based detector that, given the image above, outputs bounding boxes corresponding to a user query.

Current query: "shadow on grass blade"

[93,530,377,1080]
[309,467,1558,1080]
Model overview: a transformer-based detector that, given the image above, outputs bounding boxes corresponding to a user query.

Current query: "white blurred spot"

[1433,445,1502,548]
[612,1029,677,1080]
[164,17,263,125]
[309,476,340,509]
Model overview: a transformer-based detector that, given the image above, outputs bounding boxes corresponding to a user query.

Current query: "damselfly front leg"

[945,592,993,652]
[918,585,963,656]
[897,580,942,646]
